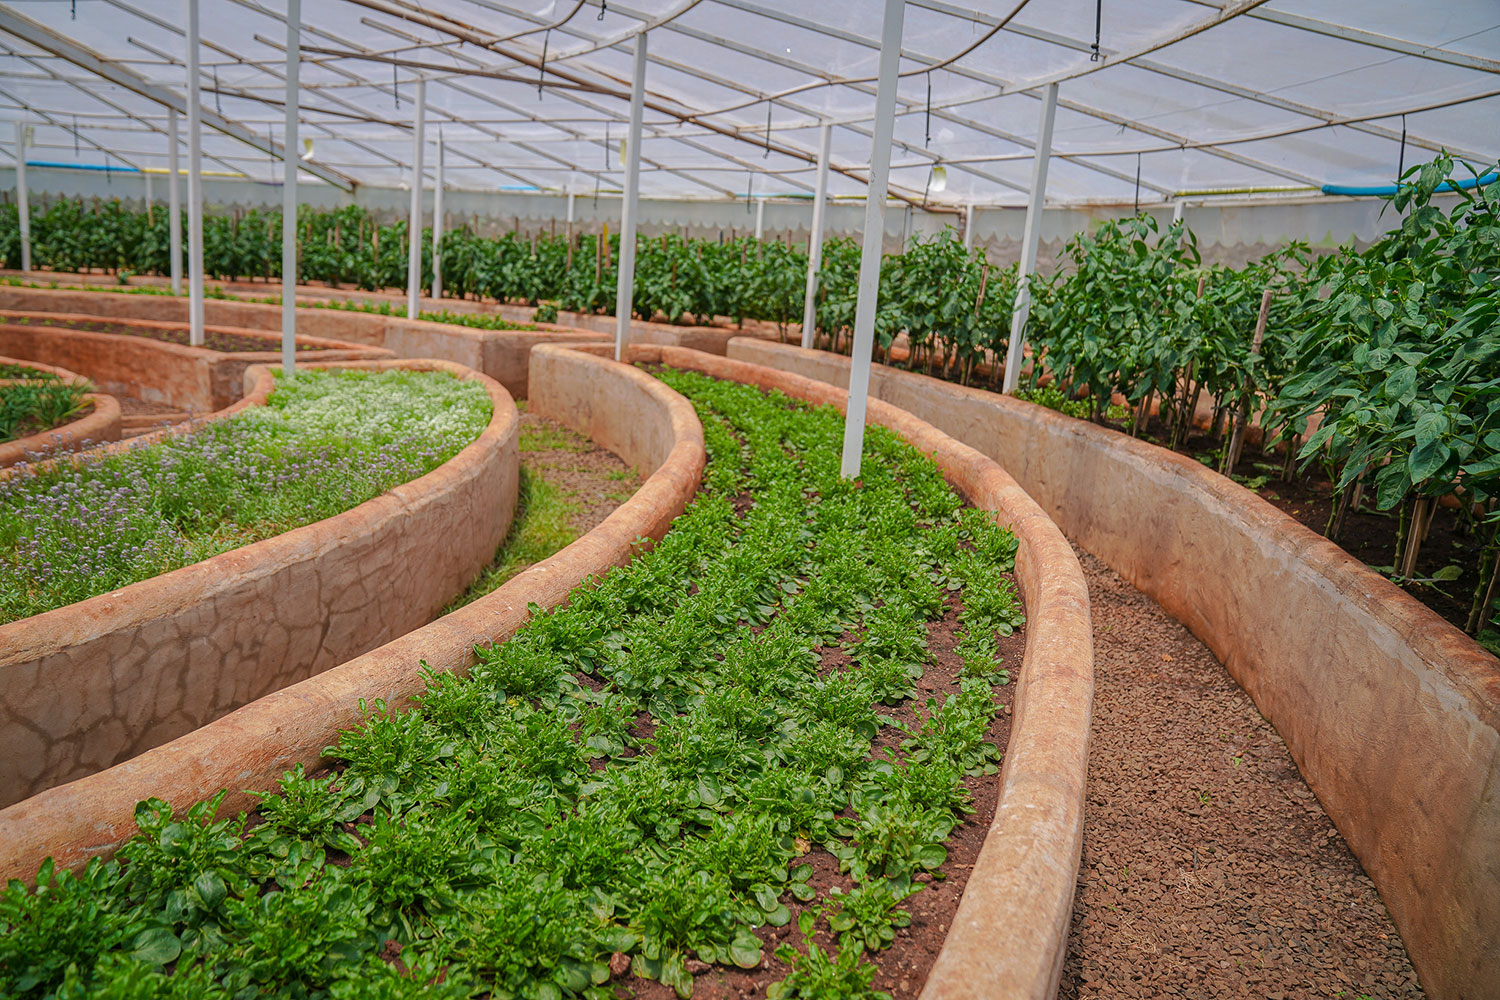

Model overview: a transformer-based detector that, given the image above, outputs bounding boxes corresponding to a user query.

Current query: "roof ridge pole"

[838,0,906,480]
[614,30,647,362]
[1001,81,1058,395]
[406,77,427,320]
[800,121,831,349]
[13,122,29,273]
[432,130,444,301]
[281,0,301,376]
[168,110,181,296]
[186,0,205,347]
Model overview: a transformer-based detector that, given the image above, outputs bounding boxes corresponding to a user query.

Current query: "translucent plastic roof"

[0,0,1496,206]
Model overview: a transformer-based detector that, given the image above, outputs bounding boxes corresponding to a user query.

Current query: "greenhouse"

[0,1,1496,999]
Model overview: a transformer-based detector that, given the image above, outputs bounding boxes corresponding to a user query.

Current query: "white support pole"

[614,32,647,361]
[406,77,426,319]
[186,0,205,346]
[1000,81,1058,395]
[801,122,830,349]
[754,196,766,241]
[144,172,152,218]
[566,190,576,226]
[281,0,300,376]
[431,131,444,301]
[13,122,29,273]
[1171,197,1185,225]
[839,0,905,480]
[963,203,975,248]
[168,109,181,295]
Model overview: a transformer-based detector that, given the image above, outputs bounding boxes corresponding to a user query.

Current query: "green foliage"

[0,368,491,623]
[0,377,90,443]
[1,370,1022,998]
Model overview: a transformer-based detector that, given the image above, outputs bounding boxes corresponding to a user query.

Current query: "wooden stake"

[1223,288,1274,476]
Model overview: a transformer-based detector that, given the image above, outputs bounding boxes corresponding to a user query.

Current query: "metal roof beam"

[0,4,357,190]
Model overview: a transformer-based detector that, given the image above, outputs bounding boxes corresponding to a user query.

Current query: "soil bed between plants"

[2,315,322,353]
[1060,545,1421,999]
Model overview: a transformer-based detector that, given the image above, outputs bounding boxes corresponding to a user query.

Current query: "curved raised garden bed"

[627,344,1095,1000]
[0,354,121,466]
[0,344,702,880]
[0,309,391,412]
[0,358,519,809]
[725,336,1500,1000]
[0,285,609,400]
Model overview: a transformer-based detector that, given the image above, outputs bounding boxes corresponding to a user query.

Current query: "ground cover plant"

[0,369,1022,999]
[0,377,90,444]
[0,368,490,623]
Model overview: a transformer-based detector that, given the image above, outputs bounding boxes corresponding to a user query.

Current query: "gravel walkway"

[1060,547,1423,1000]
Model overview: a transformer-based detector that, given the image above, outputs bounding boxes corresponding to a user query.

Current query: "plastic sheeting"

[0,0,1495,206]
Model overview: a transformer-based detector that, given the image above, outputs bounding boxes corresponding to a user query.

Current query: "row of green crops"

[0,375,91,444]
[0,368,491,623]
[1012,156,1500,643]
[1,154,1494,637]
[0,369,1023,1000]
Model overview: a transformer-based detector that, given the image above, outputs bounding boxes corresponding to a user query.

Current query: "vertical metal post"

[1000,81,1058,395]
[186,0,205,346]
[801,121,830,349]
[13,122,29,273]
[839,0,905,480]
[431,131,444,300]
[406,77,426,319]
[614,32,647,361]
[963,203,975,248]
[168,109,181,295]
[281,0,300,375]
[754,196,765,240]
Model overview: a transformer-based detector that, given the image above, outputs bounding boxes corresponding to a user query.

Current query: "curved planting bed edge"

[0,346,703,884]
[0,286,610,401]
[0,358,519,810]
[723,336,1500,1000]
[632,343,1096,1000]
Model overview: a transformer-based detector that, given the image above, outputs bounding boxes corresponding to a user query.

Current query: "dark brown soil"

[1060,545,1423,1000]
[517,409,640,535]
[114,395,188,417]
[627,592,1024,1000]
[6,315,315,353]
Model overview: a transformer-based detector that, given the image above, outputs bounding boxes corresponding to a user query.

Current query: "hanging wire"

[598,0,607,21]
[73,114,79,157]
[1133,152,1141,214]
[393,65,400,109]
[71,0,76,20]
[538,29,550,98]
[764,101,772,158]
[924,72,932,146]
[213,67,222,114]
[604,121,610,167]
[1091,0,1103,62]
[1397,113,1408,181]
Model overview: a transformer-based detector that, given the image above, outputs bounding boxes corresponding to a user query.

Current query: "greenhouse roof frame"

[0,0,1495,207]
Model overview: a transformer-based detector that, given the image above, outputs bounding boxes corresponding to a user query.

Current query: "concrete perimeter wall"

[726,338,1500,1000]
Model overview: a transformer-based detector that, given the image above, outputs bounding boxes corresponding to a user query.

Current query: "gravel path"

[1060,547,1423,1000]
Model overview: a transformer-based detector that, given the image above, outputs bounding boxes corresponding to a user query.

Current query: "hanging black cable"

[393,65,400,109]
[1091,0,1103,62]
[213,67,222,114]
[604,122,610,167]
[1134,152,1141,214]
[598,0,607,21]
[925,72,932,146]
[73,114,79,157]
[538,29,550,98]
[1397,113,1408,181]
[71,0,76,20]
[764,101,772,158]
